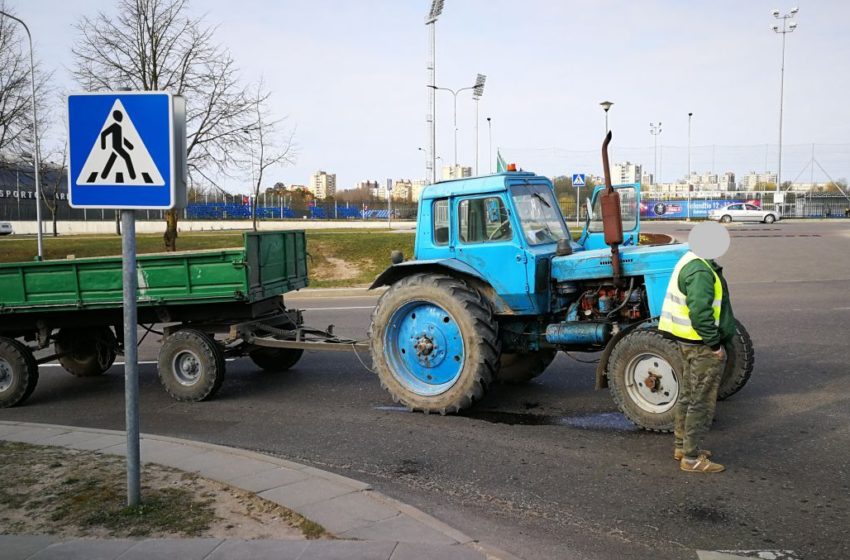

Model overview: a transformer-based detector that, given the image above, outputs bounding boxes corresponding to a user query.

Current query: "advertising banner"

[641,199,745,219]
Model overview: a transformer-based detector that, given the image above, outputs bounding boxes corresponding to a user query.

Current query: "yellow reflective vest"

[657,251,723,341]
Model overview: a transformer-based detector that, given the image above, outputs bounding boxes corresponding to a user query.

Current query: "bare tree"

[0,3,51,159]
[39,141,67,237]
[72,0,261,250]
[244,80,296,231]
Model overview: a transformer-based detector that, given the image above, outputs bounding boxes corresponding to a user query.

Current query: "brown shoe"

[680,454,725,473]
[674,448,711,461]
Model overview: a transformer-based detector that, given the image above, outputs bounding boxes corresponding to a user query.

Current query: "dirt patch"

[639,233,674,245]
[312,256,371,282]
[0,441,330,540]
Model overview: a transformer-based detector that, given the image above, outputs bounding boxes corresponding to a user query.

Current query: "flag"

[496,150,507,173]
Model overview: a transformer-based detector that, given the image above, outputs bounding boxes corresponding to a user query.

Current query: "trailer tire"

[157,329,225,402]
[0,337,38,408]
[606,328,683,432]
[497,350,557,384]
[249,348,304,372]
[369,273,500,414]
[55,327,117,377]
[717,320,754,400]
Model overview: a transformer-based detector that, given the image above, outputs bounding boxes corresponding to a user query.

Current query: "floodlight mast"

[771,7,799,196]
[425,0,444,185]
[472,74,486,175]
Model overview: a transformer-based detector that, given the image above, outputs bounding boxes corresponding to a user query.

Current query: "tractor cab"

[577,183,641,251]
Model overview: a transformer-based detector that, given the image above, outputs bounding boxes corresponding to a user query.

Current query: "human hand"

[712,346,726,361]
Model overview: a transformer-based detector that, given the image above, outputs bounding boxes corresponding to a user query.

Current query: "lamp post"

[599,100,614,134]
[486,117,493,174]
[472,74,486,176]
[772,7,799,199]
[425,0,444,185]
[429,82,477,169]
[687,112,693,221]
[649,122,662,186]
[0,11,43,260]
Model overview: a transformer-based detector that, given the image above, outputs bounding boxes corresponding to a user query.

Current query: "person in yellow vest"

[658,222,735,473]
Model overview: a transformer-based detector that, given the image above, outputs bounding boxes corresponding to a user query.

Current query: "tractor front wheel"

[369,273,500,414]
[606,329,683,432]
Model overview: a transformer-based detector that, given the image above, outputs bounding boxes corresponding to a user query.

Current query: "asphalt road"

[3,220,849,560]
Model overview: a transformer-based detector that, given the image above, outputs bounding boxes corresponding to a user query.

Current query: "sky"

[12,0,850,193]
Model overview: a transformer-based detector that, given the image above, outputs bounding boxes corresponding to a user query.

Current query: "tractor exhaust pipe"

[600,131,624,283]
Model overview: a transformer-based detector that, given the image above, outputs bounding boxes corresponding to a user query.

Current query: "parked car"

[0,222,12,236]
[708,203,780,224]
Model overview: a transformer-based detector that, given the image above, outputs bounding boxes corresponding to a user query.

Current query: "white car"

[0,222,12,236]
[708,203,780,224]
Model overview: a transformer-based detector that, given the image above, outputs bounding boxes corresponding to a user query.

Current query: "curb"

[0,421,521,560]
[290,287,385,299]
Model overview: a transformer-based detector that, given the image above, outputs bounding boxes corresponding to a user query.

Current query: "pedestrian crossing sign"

[68,91,187,209]
[572,173,586,187]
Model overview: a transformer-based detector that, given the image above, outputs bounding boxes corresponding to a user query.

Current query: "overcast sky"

[14,0,850,191]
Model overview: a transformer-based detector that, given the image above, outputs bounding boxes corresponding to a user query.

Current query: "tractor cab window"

[458,196,512,244]
[588,186,638,233]
[433,199,449,245]
[511,184,569,245]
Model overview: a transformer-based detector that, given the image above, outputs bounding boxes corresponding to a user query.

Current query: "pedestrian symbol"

[76,99,164,187]
[572,173,586,187]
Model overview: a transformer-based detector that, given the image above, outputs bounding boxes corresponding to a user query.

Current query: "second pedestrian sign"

[67,91,187,209]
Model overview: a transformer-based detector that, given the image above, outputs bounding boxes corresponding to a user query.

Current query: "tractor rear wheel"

[497,350,557,384]
[606,328,683,432]
[717,320,754,400]
[369,273,500,414]
[55,327,117,377]
[0,337,38,408]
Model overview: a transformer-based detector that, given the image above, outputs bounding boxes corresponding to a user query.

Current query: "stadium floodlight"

[790,7,799,15]
[473,73,487,99]
[789,22,797,29]
[772,9,780,17]
[426,0,444,24]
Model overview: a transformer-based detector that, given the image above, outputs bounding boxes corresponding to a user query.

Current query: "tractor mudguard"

[594,319,654,390]
[370,259,514,314]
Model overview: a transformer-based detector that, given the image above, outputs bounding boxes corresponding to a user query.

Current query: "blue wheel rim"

[384,300,465,396]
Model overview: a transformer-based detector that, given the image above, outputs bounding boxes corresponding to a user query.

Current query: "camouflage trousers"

[674,342,726,459]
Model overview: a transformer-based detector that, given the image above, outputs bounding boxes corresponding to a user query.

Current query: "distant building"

[684,171,737,192]
[308,171,336,199]
[739,171,777,190]
[410,179,427,202]
[391,179,413,202]
[610,162,642,184]
[441,165,472,180]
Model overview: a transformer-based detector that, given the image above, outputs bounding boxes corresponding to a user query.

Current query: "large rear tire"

[157,329,225,402]
[606,328,683,432]
[0,337,38,408]
[497,350,557,384]
[54,327,117,377]
[717,320,754,400]
[369,273,500,414]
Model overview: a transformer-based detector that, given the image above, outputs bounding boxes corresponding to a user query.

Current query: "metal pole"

[388,191,392,229]
[121,210,140,506]
[487,117,492,173]
[474,99,479,175]
[576,185,580,225]
[0,12,43,259]
[453,90,458,167]
[428,22,436,184]
[777,20,787,192]
[687,112,693,221]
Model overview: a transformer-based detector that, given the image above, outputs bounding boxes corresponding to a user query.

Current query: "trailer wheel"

[369,273,500,414]
[717,320,754,400]
[249,348,304,372]
[0,337,39,408]
[497,350,557,384]
[157,329,225,402]
[55,327,117,377]
[606,328,683,432]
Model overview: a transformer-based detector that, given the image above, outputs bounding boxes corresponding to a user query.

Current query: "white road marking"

[299,306,375,311]
[40,358,238,367]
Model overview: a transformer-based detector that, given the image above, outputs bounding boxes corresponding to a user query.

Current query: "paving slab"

[299,540,397,560]
[298,466,372,492]
[65,433,125,451]
[186,452,281,482]
[226,466,311,493]
[340,514,460,546]
[0,534,59,560]
[259,477,357,509]
[295,491,400,534]
[0,426,69,444]
[389,542,486,560]
[136,439,207,466]
[29,538,137,560]
[117,538,223,559]
[204,539,309,560]
[38,430,115,449]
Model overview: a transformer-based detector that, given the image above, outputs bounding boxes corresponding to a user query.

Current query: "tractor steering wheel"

[488,220,511,241]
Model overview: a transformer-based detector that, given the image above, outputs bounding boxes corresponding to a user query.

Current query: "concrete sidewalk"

[0,421,519,560]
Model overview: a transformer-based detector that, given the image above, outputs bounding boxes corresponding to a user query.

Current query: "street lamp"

[486,117,493,174]
[429,81,478,169]
[771,7,799,195]
[472,74,486,176]
[649,122,662,186]
[687,112,693,221]
[425,0,445,185]
[599,100,614,133]
[0,10,43,260]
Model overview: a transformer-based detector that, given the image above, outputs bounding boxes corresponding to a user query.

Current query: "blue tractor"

[369,134,753,430]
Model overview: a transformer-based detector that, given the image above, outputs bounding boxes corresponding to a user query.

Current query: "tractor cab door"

[577,183,641,250]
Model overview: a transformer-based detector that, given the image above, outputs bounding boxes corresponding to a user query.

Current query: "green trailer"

[0,230,363,408]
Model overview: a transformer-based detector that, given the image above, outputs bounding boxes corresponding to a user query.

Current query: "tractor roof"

[420,171,548,200]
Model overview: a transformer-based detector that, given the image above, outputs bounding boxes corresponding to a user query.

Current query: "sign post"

[68,91,186,506]
[572,173,586,225]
